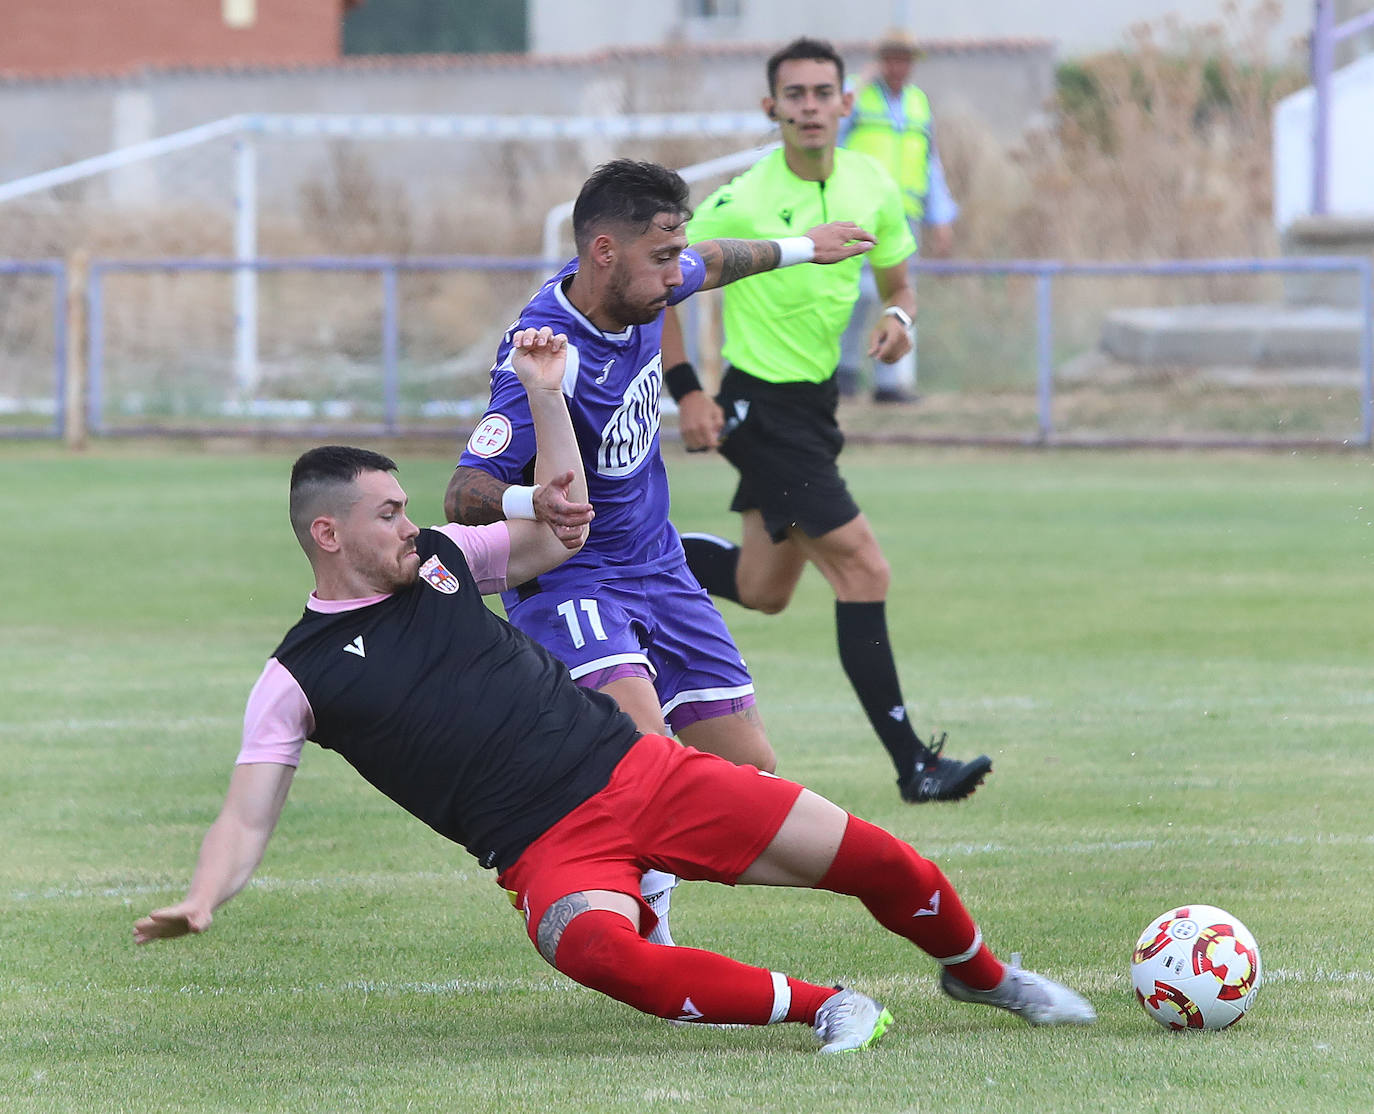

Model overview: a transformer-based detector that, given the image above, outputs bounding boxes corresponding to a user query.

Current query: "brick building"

[0,0,356,79]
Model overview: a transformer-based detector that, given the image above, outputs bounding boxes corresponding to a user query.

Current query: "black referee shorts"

[715,365,862,543]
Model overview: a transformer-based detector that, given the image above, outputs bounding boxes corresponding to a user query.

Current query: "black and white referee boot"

[898,733,992,803]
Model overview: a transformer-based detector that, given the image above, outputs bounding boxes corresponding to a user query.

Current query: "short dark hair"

[289,445,397,547]
[766,37,846,96]
[572,159,692,255]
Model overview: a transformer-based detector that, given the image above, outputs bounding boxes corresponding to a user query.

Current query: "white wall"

[1273,50,1374,229]
[882,0,1310,58]
[530,0,1312,60]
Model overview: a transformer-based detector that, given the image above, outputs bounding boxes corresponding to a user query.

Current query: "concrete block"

[1282,216,1374,307]
[1101,303,1364,367]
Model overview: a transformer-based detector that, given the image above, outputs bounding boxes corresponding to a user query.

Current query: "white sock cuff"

[937,927,983,967]
[767,971,792,1024]
[640,870,679,905]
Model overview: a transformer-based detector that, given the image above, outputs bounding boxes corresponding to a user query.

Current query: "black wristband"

[664,361,704,403]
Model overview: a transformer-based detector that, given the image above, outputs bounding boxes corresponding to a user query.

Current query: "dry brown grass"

[944,1,1304,266]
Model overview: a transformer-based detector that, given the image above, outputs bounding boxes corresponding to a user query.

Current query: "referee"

[665,36,991,804]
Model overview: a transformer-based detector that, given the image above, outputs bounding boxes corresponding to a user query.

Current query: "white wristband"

[883,305,914,331]
[501,484,538,521]
[773,236,815,268]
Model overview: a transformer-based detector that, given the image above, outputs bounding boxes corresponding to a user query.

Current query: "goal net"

[0,112,772,435]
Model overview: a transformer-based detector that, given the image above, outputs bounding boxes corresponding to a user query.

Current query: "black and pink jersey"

[238,524,640,871]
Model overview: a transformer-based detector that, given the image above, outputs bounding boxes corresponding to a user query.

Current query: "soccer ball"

[1131,904,1261,1030]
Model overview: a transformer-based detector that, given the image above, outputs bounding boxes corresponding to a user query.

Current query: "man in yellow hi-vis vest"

[839,28,958,403]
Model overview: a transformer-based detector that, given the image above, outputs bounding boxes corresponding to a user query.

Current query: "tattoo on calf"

[537,892,593,965]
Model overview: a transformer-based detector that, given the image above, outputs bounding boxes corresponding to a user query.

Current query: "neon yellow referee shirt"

[684,147,915,384]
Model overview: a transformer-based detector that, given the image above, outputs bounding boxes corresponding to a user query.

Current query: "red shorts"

[498,733,804,945]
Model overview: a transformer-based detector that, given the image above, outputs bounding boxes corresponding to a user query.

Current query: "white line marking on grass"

[10,882,172,901]
[922,832,1374,860]
[249,871,479,891]
[1263,968,1374,985]
[15,834,1374,902]
[0,715,238,735]
[118,977,576,998]
[8,872,477,902]
[339,977,575,996]
[88,969,1374,1002]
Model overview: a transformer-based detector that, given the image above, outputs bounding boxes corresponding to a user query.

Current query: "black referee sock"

[681,533,743,605]
[835,600,929,778]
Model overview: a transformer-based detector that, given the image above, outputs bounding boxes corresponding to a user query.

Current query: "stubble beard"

[351,542,420,595]
[606,266,661,327]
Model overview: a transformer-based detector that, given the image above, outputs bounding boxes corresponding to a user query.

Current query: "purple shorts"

[506,559,755,733]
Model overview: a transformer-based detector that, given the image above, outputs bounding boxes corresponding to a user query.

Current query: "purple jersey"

[459,250,707,611]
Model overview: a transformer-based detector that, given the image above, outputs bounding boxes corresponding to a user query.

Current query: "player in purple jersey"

[445,160,876,943]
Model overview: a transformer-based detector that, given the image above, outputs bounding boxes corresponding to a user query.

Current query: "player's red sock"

[553,908,835,1025]
[815,814,1006,991]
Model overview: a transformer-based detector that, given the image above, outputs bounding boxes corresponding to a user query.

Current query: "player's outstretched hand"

[534,468,594,549]
[511,326,569,394]
[805,221,876,264]
[133,902,211,945]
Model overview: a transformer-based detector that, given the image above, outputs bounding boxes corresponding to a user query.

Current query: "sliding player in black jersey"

[135,329,1093,1052]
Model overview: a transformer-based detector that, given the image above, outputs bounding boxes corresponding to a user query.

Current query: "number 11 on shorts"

[556,598,608,649]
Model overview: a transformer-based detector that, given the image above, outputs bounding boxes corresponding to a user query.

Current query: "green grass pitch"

[1,442,1371,1113]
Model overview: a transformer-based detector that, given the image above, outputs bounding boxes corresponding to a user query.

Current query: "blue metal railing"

[4,253,1371,446]
[913,255,1374,446]
[85,255,553,436]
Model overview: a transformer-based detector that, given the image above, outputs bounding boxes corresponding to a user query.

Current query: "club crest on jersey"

[418,555,460,594]
[466,413,513,458]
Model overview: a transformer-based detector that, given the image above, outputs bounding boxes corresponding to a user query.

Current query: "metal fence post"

[1313,0,1334,216]
[233,130,259,398]
[60,255,80,448]
[1036,268,1055,443]
[382,264,400,435]
[85,264,105,436]
[1360,258,1373,447]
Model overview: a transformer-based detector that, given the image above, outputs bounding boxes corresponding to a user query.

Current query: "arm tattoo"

[537,892,592,965]
[698,238,782,289]
[446,465,509,525]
